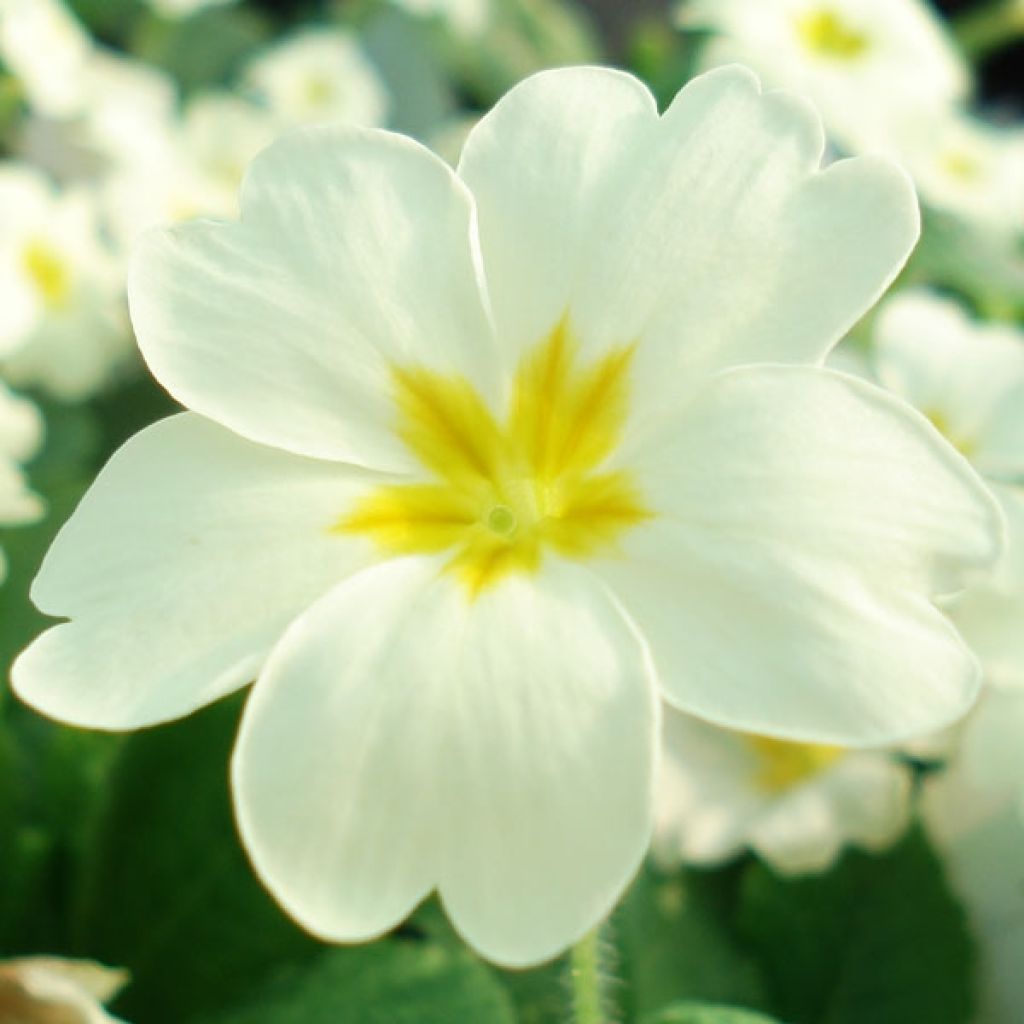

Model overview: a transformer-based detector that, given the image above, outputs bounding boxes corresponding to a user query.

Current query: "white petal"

[872,290,1024,478]
[233,558,657,967]
[128,126,495,471]
[750,755,911,874]
[459,65,917,438]
[13,414,373,729]
[654,708,771,867]
[600,366,1000,744]
[951,484,1024,690]
[457,66,657,368]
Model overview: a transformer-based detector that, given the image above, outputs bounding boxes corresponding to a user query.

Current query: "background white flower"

[0,0,94,119]
[243,28,389,130]
[869,110,1024,237]
[922,689,1024,1024]
[0,164,129,400]
[870,290,1024,688]
[0,381,42,585]
[654,706,912,875]
[0,956,128,1023]
[102,92,277,248]
[679,0,969,152]
[13,66,999,967]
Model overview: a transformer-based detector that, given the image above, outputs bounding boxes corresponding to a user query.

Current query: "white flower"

[103,92,277,248]
[13,67,1000,966]
[679,0,969,152]
[0,164,129,400]
[871,291,1024,688]
[80,52,180,171]
[391,0,491,38]
[872,110,1024,236]
[243,28,388,130]
[922,689,1024,1023]
[144,0,237,18]
[0,381,43,584]
[0,0,93,119]
[0,956,128,1023]
[11,51,178,183]
[655,706,911,874]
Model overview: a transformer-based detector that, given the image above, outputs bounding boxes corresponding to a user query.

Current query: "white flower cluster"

[679,0,1024,235]
[0,0,388,405]
[0,0,390,595]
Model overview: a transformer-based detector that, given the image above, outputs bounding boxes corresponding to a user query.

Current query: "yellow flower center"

[338,317,651,595]
[924,408,975,458]
[939,149,982,183]
[744,734,844,793]
[303,74,335,109]
[795,8,870,60]
[21,238,72,309]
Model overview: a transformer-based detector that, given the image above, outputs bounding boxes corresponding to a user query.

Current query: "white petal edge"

[600,365,1002,745]
[13,413,375,729]
[232,556,658,967]
[128,125,495,472]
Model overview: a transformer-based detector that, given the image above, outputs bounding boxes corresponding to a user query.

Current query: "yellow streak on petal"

[342,484,479,554]
[509,314,636,480]
[391,364,506,484]
[744,734,845,794]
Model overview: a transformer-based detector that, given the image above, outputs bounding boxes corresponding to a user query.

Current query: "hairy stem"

[569,927,608,1024]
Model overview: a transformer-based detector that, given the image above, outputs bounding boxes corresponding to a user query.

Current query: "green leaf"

[449,0,602,103]
[200,941,517,1024]
[132,6,272,91]
[642,1003,782,1024]
[615,863,770,1022]
[736,826,976,1024]
[908,209,1024,319]
[361,10,457,139]
[73,697,320,1023]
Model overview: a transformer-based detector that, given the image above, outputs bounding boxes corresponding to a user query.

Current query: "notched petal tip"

[667,62,827,169]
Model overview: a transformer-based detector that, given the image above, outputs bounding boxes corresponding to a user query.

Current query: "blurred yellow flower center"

[924,409,975,458]
[940,149,982,182]
[303,74,334,108]
[796,9,870,60]
[744,734,844,793]
[338,317,651,595]
[21,238,72,309]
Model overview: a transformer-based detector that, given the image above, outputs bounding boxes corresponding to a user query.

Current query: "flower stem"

[568,927,607,1024]
[953,0,1024,60]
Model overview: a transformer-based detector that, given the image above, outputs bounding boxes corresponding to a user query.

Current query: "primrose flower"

[873,111,1024,237]
[871,291,1024,688]
[654,706,911,874]
[0,165,127,400]
[0,956,127,1023]
[13,67,1001,966]
[0,0,93,119]
[679,0,969,152]
[104,93,277,247]
[0,382,43,585]
[244,28,388,130]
